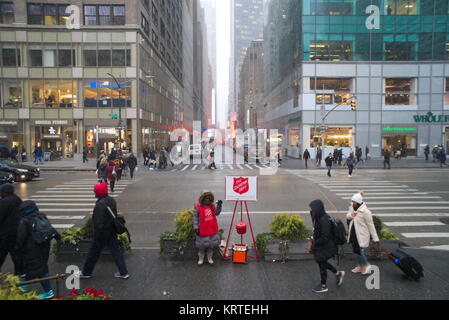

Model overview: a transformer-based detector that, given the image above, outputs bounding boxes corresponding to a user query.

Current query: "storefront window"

[32,125,77,158]
[383,134,417,157]
[0,120,24,154]
[83,80,131,108]
[310,41,352,61]
[30,79,77,108]
[311,78,352,105]
[385,42,416,61]
[385,78,416,105]
[316,94,333,105]
[310,127,353,148]
[2,79,22,108]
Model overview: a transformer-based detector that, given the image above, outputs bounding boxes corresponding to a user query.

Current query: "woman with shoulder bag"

[106,160,117,193]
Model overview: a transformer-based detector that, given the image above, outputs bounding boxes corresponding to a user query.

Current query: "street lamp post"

[107,73,125,150]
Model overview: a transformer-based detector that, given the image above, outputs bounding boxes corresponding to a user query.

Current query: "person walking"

[97,157,108,183]
[345,153,356,177]
[208,150,217,170]
[10,145,18,162]
[106,160,117,193]
[80,183,129,280]
[309,200,345,293]
[346,192,380,275]
[0,184,23,276]
[303,149,311,169]
[33,146,43,164]
[325,153,333,177]
[143,149,149,167]
[432,146,439,163]
[15,201,61,300]
[424,145,430,161]
[82,147,89,163]
[439,147,447,168]
[383,148,391,170]
[365,145,370,161]
[127,153,138,179]
[356,146,363,164]
[316,146,322,167]
[193,191,222,266]
[148,149,156,170]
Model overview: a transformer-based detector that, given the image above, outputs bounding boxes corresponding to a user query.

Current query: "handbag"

[106,206,132,243]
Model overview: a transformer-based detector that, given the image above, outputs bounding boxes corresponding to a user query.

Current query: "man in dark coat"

[127,153,138,179]
[80,183,129,279]
[15,201,60,300]
[316,147,322,167]
[383,148,391,170]
[309,200,345,293]
[325,154,333,177]
[303,149,310,169]
[0,184,23,275]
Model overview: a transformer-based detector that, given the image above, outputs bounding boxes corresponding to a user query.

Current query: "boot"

[207,249,214,265]
[198,251,205,266]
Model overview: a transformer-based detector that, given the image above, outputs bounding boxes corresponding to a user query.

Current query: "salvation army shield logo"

[233,177,249,195]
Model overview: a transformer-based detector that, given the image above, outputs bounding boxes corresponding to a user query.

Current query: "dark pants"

[82,233,128,276]
[327,166,332,177]
[0,235,23,275]
[348,165,354,176]
[83,156,88,163]
[425,154,429,160]
[25,272,52,292]
[305,159,308,168]
[110,180,115,192]
[318,261,338,285]
[129,167,135,179]
[209,162,217,169]
[384,160,391,169]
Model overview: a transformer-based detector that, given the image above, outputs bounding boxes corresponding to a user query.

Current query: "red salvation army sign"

[225,176,258,201]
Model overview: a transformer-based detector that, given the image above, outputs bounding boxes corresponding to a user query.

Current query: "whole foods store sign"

[414,112,449,123]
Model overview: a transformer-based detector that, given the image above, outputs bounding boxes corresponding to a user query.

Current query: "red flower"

[101,297,111,300]
[96,290,104,297]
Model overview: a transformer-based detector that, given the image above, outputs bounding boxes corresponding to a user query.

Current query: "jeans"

[109,180,115,192]
[348,165,354,176]
[305,159,308,168]
[384,160,391,169]
[0,236,24,275]
[318,261,338,285]
[129,167,135,179]
[82,233,128,276]
[25,272,52,292]
[327,166,332,176]
[357,248,369,266]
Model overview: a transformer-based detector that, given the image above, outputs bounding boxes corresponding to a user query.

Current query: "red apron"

[196,203,218,237]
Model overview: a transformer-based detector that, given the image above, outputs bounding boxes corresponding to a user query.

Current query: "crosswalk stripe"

[336,192,429,196]
[402,233,449,238]
[384,221,446,227]
[52,224,75,229]
[36,191,122,194]
[192,165,198,170]
[368,207,449,210]
[375,213,449,217]
[420,245,449,251]
[329,189,417,192]
[228,165,234,170]
[325,186,410,189]
[29,198,97,202]
[47,216,86,220]
[50,187,126,190]
[36,203,95,206]
[180,165,190,172]
[245,164,253,170]
[365,201,449,205]
[237,164,244,170]
[341,196,441,200]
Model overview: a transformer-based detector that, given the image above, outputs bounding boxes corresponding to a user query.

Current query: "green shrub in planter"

[373,216,383,237]
[380,228,399,240]
[0,274,38,300]
[174,208,196,247]
[255,232,276,256]
[269,214,312,241]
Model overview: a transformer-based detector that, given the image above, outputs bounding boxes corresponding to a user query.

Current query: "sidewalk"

[4,247,447,300]
[282,157,448,170]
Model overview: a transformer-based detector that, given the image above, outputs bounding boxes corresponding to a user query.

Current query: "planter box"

[54,240,126,262]
[263,240,401,262]
[160,239,222,261]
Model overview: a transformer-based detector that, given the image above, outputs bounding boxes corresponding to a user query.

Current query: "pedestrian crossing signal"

[351,100,358,111]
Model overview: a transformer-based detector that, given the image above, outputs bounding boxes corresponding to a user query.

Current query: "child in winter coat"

[192,191,222,266]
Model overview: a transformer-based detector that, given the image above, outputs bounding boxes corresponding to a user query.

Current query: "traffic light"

[351,100,358,111]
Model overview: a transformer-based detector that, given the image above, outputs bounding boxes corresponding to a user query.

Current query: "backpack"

[106,206,132,244]
[329,217,347,246]
[31,214,57,245]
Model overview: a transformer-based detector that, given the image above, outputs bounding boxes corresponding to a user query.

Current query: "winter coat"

[346,203,379,249]
[0,194,22,240]
[106,161,117,182]
[346,157,356,167]
[303,150,310,159]
[193,193,222,250]
[310,200,337,263]
[383,150,391,160]
[325,156,333,167]
[92,195,117,242]
[15,212,60,278]
[439,149,447,162]
[127,154,138,169]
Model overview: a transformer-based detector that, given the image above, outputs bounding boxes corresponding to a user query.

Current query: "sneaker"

[38,290,55,300]
[18,283,30,293]
[336,271,345,287]
[362,265,372,275]
[352,266,363,273]
[78,272,91,279]
[312,284,328,293]
[348,175,352,178]
[114,273,130,279]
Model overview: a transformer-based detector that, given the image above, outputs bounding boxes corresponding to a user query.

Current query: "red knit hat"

[94,183,108,198]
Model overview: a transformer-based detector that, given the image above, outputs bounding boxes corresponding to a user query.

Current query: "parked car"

[0,160,40,182]
[0,170,14,184]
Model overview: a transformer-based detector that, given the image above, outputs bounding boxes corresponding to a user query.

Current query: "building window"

[1,45,20,66]
[0,2,14,24]
[141,14,149,36]
[385,78,416,105]
[310,128,353,148]
[310,41,352,61]
[385,0,417,15]
[445,78,449,105]
[385,42,416,60]
[311,2,352,15]
[28,47,75,67]
[1,79,22,108]
[152,2,158,26]
[27,3,70,25]
[152,30,159,49]
[311,78,352,105]
[142,0,150,12]
[83,80,131,108]
[30,80,77,108]
[83,47,131,67]
[83,5,125,26]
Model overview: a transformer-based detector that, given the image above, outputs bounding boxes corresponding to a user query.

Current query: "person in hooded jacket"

[15,201,60,300]
[0,184,23,275]
[80,183,129,279]
[193,191,222,266]
[347,192,380,275]
[309,200,345,293]
[106,160,117,192]
[127,153,138,179]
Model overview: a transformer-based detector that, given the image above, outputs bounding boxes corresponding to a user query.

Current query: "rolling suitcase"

[380,244,424,282]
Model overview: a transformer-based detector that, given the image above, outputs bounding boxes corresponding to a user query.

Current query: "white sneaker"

[352,266,363,273]
[362,265,372,275]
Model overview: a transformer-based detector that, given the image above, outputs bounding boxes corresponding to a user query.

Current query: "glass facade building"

[263,0,449,158]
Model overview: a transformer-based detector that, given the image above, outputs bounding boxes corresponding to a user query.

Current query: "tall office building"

[0,0,207,158]
[263,0,449,159]
[229,0,263,128]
